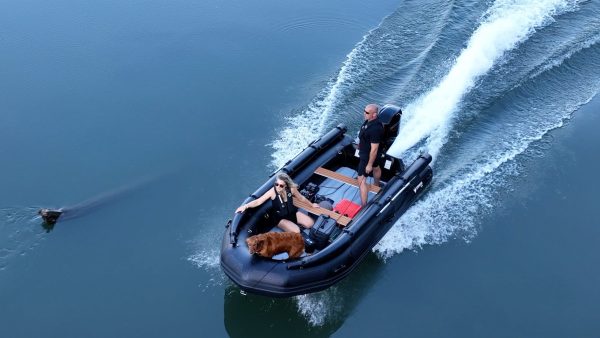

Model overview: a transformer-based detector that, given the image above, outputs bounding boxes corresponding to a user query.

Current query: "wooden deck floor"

[293,199,351,226]
[314,167,381,193]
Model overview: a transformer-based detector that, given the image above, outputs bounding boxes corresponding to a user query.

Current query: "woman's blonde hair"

[275,172,297,190]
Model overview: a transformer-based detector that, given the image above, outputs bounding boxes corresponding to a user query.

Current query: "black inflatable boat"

[220,105,433,297]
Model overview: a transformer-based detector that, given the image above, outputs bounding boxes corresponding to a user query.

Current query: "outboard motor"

[377,104,404,172]
[377,104,402,151]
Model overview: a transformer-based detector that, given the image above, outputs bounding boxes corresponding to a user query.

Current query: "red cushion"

[333,199,362,218]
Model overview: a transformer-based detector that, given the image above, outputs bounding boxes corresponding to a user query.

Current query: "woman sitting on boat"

[235,173,319,233]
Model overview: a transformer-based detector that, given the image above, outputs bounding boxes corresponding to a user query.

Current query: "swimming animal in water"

[38,208,63,225]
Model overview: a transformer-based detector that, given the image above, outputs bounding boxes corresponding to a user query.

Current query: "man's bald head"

[364,104,379,121]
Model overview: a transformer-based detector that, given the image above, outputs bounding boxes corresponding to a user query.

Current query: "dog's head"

[246,235,265,255]
[38,208,61,224]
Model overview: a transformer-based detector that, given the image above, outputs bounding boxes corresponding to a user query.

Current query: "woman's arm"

[235,188,274,213]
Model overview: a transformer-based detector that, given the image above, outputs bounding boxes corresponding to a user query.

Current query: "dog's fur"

[246,232,305,259]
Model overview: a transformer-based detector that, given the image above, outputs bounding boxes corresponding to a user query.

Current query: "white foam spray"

[187,247,227,292]
[387,0,578,160]
[186,209,230,291]
[295,288,343,326]
[377,0,590,258]
[270,29,379,168]
[375,82,600,259]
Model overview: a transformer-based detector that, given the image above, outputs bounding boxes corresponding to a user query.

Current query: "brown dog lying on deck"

[246,232,305,259]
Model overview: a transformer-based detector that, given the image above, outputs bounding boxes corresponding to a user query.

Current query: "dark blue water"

[1,0,599,337]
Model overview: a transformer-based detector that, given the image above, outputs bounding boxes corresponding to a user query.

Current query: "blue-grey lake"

[1,0,599,337]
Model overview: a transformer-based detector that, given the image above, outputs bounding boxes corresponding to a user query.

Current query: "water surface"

[1,0,599,337]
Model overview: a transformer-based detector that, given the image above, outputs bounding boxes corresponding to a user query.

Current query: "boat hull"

[220,124,433,297]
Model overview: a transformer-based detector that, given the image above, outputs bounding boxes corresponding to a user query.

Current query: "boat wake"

[295,287,343,326]
[387,0,581,160]
[268,0,599,325]
[378,0,598,258]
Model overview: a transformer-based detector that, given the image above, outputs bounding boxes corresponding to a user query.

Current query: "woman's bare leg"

[296,211,314,229]
[277,219,300,233]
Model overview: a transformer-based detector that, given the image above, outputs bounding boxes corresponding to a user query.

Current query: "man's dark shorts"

[357,155,382,177]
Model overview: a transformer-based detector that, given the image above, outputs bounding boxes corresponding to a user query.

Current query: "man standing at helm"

[357,103,384,206]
